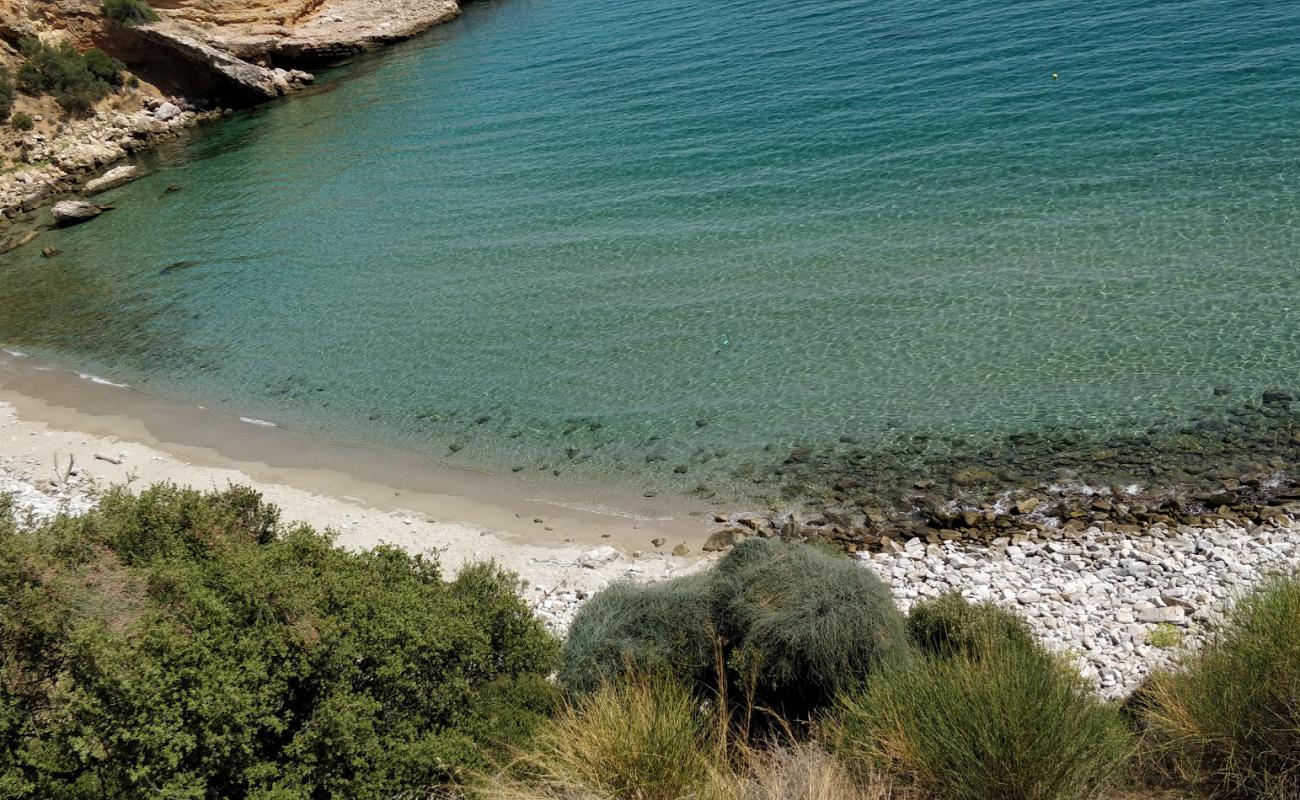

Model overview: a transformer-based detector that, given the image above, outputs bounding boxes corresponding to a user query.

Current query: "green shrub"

[709,539,910,714]
[83,48,125,87]
[1139,573,1300,799]
[0,68,12,122]
[559,573,717,695]
[829,641,1132,800]
[10,112,33,130]
[484,672,723,800]
[0,483,559,799]
[907,592,1037,660]
[15,38,122,116]
[103,0,158,26]
[560,540,909,728]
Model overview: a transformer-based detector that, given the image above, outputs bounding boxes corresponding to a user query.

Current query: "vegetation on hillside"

[1136,573,1300,799]
[102,0,159,26]
[831,598,1132,800]
[0,484,558,799]
[15,38,124,116]
[0,69,12,123]
[1,481,1297,799]
[561,539,908,732]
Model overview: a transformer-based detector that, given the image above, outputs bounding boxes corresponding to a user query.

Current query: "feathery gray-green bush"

[560,539,908,721]
[558,573,716,695]
[710,539,910,711]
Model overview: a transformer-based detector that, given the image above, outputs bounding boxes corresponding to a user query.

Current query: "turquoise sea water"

[1,0,1298,500]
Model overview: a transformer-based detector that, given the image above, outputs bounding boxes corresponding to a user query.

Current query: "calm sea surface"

[2,0,1298,499]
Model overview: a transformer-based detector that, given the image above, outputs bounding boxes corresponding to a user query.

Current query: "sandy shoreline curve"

[0,352,716,627]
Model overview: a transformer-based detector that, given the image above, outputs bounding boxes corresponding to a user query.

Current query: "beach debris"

[93,452,124,465]
[41,246,61,257]
[651,537,666,548]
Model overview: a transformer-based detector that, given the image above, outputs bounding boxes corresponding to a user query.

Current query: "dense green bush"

[559,573,716,695]
[830,621,1132,800]
[0,483,558,799]
[15,38,123,116]
[1139,573,1300,799]
[709,539,910,714]
[560,539,909,725]
[102,0,158,26]
[907,591,1037,660]
[10,112,33,131]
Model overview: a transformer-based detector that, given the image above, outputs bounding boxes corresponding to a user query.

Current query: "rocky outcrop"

[104,23,312,106]
[51,200,103,226]
[83,165,142,195]
[271,0,461,64]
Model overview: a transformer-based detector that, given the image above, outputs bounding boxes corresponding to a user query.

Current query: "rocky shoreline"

[0,99,222,237]
[682,390,1300,559]
[0,0,466,244]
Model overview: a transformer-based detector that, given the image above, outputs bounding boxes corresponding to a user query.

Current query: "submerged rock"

[51,200,103,226]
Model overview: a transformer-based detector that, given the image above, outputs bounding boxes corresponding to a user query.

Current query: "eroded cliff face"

[1,0,461,106]
[0,0,462,232]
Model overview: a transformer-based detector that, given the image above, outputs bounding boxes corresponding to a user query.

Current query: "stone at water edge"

[153,102,183,122]
[51,200,103,227]
[84,166,143,196]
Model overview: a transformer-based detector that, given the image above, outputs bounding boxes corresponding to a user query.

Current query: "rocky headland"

[0,0,464,244]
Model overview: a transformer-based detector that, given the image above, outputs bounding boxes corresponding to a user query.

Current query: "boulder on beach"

[84,166,143,196]
[51,200,103,227]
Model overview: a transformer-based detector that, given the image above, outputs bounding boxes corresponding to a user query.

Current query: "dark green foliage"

[0,69,12,122]
[558,574,716,695]
[0,483,558,799]
[830,632,1132,800]
[15,38,123,116]
[709,539,910,712]
[907,592,1037,660]
[102,0,158,26]
[82,49,125,87]
[559,539,908,722]
[1139,573,1300,799]
[10,112,33,131]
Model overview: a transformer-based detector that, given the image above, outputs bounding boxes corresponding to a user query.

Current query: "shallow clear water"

[2,0,1299,498]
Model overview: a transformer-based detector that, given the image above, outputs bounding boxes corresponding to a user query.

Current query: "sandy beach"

[0,351,717,628]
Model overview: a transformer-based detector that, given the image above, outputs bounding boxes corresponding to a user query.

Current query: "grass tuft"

[1138,572,1300,799]
[829,596,1131,800]
[483,671,723,800]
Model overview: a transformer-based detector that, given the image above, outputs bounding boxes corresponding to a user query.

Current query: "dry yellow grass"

[478,673,901,800]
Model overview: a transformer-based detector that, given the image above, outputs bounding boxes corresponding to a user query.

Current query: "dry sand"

[0,352,718,626]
